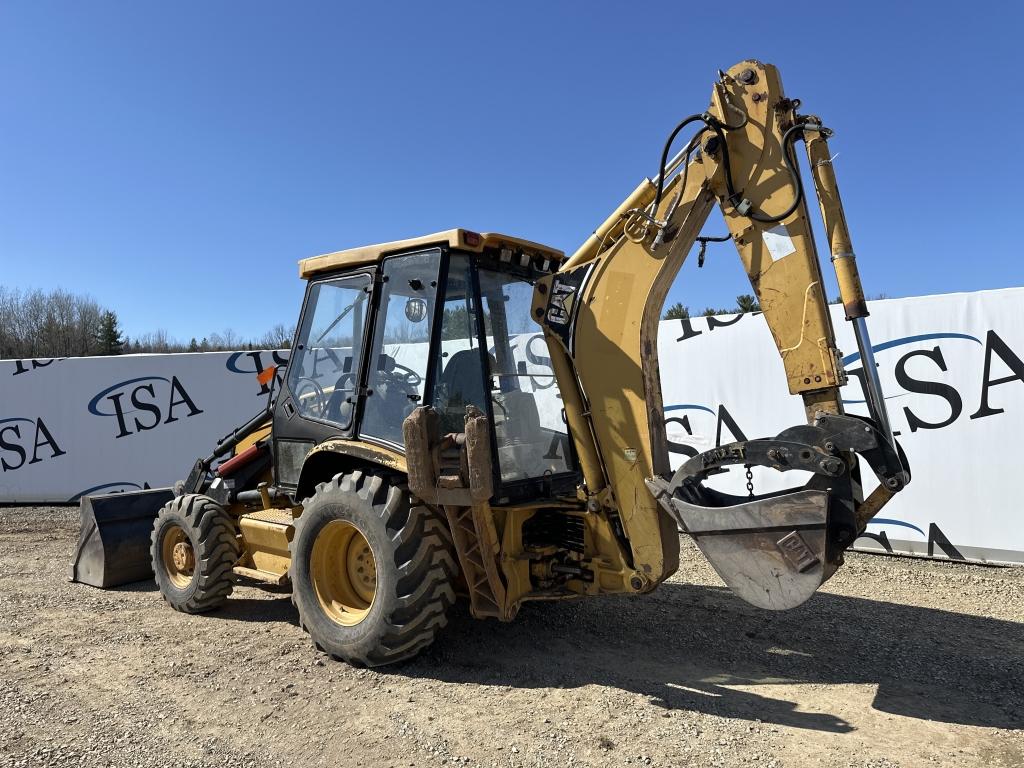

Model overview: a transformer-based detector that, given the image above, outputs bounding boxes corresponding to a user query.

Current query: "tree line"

[0,287,294,359]
[662,294,761,320]
[662,292,890,320]
[1,285,892,359]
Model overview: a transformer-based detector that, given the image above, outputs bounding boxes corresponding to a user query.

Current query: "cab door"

[358,249,442,447]
[272,271,373,488]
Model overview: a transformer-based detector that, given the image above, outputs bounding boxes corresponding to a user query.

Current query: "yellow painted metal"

[538,164,714,585]
[299,229,564,279]
[804,127,869,320]
[270,60,877,616]
[496,507,534,611]
[232,565,289,586]
[160,525,194,589]
[235,424,271,454]
[540,332,606,495]
[488,499,643,616]
[701,62,844,406]
[562,179,656,271]
[310,520,376,627]
[536,59,855,587]
[581,512,642,595]
[237,510,295,577]
[442,501,509,619]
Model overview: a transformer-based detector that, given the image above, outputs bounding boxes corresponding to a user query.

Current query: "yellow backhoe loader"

[72,60,910,666]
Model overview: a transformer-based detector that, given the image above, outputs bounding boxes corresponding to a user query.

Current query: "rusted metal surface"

[464,406,494,504]
[402,407,437,502]
[855,484,896,532]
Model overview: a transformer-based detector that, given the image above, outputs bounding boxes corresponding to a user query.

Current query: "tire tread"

[151,494,241,614]
[291,473,458,667]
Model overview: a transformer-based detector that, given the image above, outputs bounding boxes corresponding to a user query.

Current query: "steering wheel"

[387,362,422,388]
[292,376,328,418]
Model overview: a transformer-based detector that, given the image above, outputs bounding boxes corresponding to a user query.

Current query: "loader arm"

[534,60,910,608]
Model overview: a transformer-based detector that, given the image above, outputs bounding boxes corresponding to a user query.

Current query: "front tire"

[290,471,458,667]
[151,494,240,613]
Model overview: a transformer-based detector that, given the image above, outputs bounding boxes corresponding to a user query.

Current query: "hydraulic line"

[653,114,706,211]
[705,118,809,224]
[655,112,824,227]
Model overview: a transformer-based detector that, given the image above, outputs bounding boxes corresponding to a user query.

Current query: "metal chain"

[745,466,755,499]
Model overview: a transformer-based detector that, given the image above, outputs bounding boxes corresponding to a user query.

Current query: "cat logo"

[546,281,577,326]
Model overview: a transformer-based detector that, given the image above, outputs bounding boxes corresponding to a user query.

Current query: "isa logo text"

[0,417,66,472]
[88,376,203,439]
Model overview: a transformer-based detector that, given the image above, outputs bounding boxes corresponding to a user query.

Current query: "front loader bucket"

[69,488,175,588]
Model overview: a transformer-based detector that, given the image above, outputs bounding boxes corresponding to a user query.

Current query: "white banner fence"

[2,287,1021,564]
[0,349,286,503]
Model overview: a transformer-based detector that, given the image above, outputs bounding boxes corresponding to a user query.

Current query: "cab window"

[478,268,574,484]
[287,274,371,428]
[431,254,489,433]
[359,250,441,446]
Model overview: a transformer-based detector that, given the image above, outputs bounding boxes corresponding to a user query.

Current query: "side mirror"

[405,298,427,323]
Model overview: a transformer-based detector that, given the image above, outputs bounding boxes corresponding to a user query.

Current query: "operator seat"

[438,349,489,408]
[437,349,496,431]
[325,356,356,424]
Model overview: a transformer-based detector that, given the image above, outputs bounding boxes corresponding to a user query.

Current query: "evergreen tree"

[95,310,124,355]
[440,305,491,340]
[735,294,761,313]
[663,302,689,320]
[188,337,199,352]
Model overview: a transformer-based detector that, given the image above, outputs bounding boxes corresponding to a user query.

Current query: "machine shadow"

[108,579,299,625]
[108,578,158,593]
[213,595,300,626]
[388,581,1023,733]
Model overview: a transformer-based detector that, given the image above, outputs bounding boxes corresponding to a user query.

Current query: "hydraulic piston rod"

[804,125,894,445]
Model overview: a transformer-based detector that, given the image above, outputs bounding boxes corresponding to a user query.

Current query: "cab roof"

[298,228,565,280]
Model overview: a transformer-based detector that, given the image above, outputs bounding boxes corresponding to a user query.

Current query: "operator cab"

[273,229,577,503]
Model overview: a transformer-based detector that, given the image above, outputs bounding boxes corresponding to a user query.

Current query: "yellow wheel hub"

[161,525,195,589]
[310,520,377,627]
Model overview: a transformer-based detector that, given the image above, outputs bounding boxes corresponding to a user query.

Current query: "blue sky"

[2,2,1021,343]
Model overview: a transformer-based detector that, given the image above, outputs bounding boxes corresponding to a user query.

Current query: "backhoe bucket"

[647,414,910,611]
[652,486,835,610]
[69,488,174,588]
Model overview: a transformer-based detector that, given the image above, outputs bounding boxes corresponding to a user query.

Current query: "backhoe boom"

[534,59,910,609]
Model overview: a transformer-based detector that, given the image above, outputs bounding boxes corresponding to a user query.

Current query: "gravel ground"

[1,506,1022,768]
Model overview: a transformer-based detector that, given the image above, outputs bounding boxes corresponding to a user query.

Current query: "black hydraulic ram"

[181,407,274,496]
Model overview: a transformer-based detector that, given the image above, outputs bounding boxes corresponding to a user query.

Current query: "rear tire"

[151,494,240,613]
[290,471,458,667]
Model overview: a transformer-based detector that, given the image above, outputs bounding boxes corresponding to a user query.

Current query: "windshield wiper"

[315,291,367,345]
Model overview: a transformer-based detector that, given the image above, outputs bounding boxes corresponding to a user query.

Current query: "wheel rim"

[161,524,195,589]
[310,520,377,627]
